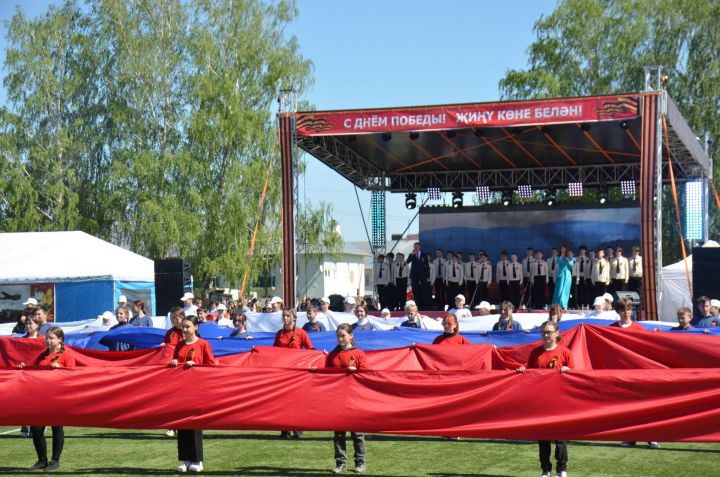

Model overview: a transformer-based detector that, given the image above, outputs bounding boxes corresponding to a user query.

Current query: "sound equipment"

[613,290,641,307]
[155,259,192,316]
[692,247,720,305]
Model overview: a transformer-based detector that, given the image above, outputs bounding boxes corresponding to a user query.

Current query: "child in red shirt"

[275,308,313,439]
[17,327,75,472]
[162,307,185,346]
[610,298,648,332]
[517,321,573,477]
[432,313,470,345]
[169,315,216,474]
[327,324,367,474]
[22,315,45,341]
[273,308,314,350]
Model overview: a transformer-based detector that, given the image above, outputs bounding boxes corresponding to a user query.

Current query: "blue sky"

[0,0,557,242]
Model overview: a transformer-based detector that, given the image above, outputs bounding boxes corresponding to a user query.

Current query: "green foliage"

[499,0,720,263]
[0,0,341,296]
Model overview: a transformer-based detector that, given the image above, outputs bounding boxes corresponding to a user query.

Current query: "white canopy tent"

[0,231,155,321]
[659,240,719,321]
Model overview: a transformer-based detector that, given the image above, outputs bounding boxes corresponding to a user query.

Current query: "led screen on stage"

[419,203,640,259]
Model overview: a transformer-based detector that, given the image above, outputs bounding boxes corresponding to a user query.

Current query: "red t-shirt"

[173,338,216,365]
[164,328,184,345]
[273,327,313,349]
[610,321,647,331]
[36,350,76,367]
[526,344,574,371]
[432,333,470,345]
[325,347,367,370]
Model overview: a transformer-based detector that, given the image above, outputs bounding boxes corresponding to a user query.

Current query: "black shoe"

[293,431,303,439]
[44,461,60,471]
[28,461,47,471]
[280,431,290,439]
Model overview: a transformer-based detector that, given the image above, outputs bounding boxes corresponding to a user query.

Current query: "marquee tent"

[0,231,155,321]
[660,240,719,320]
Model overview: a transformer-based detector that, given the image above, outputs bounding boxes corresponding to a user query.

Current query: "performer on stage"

[406,242,430,310]
[628,246,643,295]
[445,254,464,307]
[477,252,492,303]
[393,252,409,311]
[551,245,575,309]
[546,247,559,302]
[573,246,592,308]
[591,249,610,297]
[610,247,629,294]
[516,320,573,477]
[464,253,480,309]
[508,254,523,308]
[529,250,548,309]
[431,249,447,310]
[374,254,391,310]
[496,250,511,303]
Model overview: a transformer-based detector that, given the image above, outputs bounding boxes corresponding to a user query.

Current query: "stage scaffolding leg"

[279,113,297,307]
[639,92,662,320]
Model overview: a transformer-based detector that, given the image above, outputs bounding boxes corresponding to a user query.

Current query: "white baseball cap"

[269,296,283,304]
[344,296,356,305]
[455,294,465,301]
[710,299,720,308]
[22,297,38,306]
[180,292,195,301]
[594,296,606,307]
[404,300,416,309]
[118,295,128,303]
[380,308,391,315]
[320,296,330,304]
[602,293,614,302]
[477,301,491,310]
[217,304,227,311]
[101,311,114,322]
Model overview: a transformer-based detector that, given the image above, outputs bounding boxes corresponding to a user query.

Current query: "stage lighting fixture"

[568,182,584,197]
[427,187,442,201]
[382,132,392,141]
[517,184,533,199]
[620,121,629,130]
[447,130,457,138]
[545,189,557,207]
[452,190,463,208]
[597,186,609,205]
[409,131,419,140]
[620,180,636,197]
[405,192,417,210]
[686,180,703,240]
[473,128,485,137]
[475,186,490,202]
[502,190,513,207]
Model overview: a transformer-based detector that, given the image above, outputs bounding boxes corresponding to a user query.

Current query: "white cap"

[602,293,614,302]
[22,297,38,306]
[269,296,283,304]
[404,300,416,309]
[380,308,391,315]
[477,301,491,310]
[118,295,128,303]
[594,296,606,307]
[101,311,114,322]
[455,294,465,301]
[710,299,720,308]
[344,296,356,305]
[180,292,195,301]
[217,304,227,311]
[320,296,330,304]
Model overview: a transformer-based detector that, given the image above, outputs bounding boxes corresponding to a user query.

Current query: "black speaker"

[613,290,641,307]
[155,259,192,316]
[692,247,720,304]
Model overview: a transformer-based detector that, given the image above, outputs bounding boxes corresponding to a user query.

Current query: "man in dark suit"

[406,242,430,309]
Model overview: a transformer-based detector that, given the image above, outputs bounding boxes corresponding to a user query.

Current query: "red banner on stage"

[296,95,640,136]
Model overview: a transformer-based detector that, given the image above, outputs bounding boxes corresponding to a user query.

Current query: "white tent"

[0,231,153,283]
[660,240,719,321]
[0,231,155,321]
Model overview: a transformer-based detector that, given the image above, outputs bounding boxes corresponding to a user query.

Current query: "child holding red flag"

[432,313,470,345]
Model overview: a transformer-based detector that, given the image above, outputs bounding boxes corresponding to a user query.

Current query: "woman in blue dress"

[551,245,575,309]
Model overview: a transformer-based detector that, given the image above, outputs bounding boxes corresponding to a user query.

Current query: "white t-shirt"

[448,307,473,319]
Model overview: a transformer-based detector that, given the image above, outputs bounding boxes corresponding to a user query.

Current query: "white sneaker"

[189,461,204,473]
[648,442,660,449]
[166,429,177,437]
[176,461,190,473]
[555,472,568,477]
[541,473,551,477]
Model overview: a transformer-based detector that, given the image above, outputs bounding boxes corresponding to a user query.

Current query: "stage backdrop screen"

[419,202,640,259]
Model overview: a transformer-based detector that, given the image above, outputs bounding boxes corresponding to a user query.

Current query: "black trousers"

[628,277,642,294]
[612,279,626,294]
[594,281,607,297]
[539,440,567,473]
[376,284,388,309]
[465,281,478,307]
[547,279,556,304]
[478,282,489,302]
[509,281,521,308]
[395,278,408,310]
[531,277,547,309]
[333,432,365,465]
[411,282,430,309]
[433,278,446,310]
[31,426,64,463]
[499,280,510,302]
[447,281,462,306]
[576,278,590,307]
[177,430,203,462]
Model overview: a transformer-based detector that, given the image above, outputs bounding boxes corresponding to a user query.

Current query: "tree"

[0,0,341,298]
[499,0,720,264]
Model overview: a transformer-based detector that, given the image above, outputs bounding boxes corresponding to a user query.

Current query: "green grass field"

[1,427,719,476]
